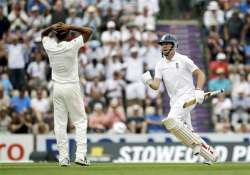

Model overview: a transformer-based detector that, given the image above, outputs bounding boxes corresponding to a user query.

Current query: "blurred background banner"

[0,134,33,162]
[87,142,250,163]
[2,133,249,163]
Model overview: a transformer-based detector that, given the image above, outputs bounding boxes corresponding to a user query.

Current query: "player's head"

[158,33,178,58]
[54,28,69,41]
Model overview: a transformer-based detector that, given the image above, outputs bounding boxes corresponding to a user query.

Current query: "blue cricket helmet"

[158,33,178,48]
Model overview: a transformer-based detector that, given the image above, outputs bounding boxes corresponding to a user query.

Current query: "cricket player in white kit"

[41,22,92,166]
[142,33,218,164]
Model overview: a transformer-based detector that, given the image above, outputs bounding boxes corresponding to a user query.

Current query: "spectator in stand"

[9,111,33,133]
[122,36,140,57]
[141,25,158,44]
[209,52,229,79]
[97,0,122,18]
[106,98,126,129]
[137,0,159,16]
[226,38,245,65]
[234,120,250,133]
[8,3,29,31]
[31,88,50,121]
[27,0,51,13]
[32,119,50,134]
[84,58,105,80]
[224,10,244,42]
[124,47,146,105]
[0,107,11,133]
[5,34,27,90]
[28,5,45,29]
[231,72,250,98]
[203,1,225,33]
[101,20,121,56]
[142,39,161,72]
[244,45,250,64]
[27,51,47,89]
[43,8,52,26]
[51,0,66,24]
[66,8,82,26]
[206,30,223,61]
[241,13,250,45]
[88,103,109,133]
[86,75,106,111]
[10,87,31,114]
[82,5,101,38]
[0,40,8,72]
[245,117,250,132]
[105,50,124,79]
[0,5,10,39]
[208,68,231,94]
[214,117,232,133]
[63,0,87,10]
[240,0,250,14]
[0,83,10,109]
[231,91,250,131]
[145,106,166,133]
[98,2,120,32]
[211,93,232,126]
[121,22,141,43]
[134,6,156,31]
[127,104,146,133]
[1,73,13,96]
[105,71,126,101]
[86,40,104,62]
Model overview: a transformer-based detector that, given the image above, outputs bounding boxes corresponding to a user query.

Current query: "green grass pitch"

[0,163,250,175]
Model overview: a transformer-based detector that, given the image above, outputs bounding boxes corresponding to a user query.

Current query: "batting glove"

[142,71,152,85]
[195,89,205,104]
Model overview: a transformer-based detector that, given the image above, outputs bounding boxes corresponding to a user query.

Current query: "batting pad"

[162,117,218,162]
[200,143,218,162]
[162,117,202,147]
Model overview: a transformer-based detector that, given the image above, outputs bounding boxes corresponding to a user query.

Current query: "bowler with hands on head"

[142,33,219,164]
[41,22,92,167]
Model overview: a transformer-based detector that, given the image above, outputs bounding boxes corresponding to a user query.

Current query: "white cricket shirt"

[155,52,198,102]
[42,35,84,83]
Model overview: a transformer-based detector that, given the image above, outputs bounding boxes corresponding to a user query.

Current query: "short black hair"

[55,29,69,41]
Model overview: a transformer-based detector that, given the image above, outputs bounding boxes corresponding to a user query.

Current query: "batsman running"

[41,22,92,166]
[142,33,219,164]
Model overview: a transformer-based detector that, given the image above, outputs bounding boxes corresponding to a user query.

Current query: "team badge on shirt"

[176,62,179,69]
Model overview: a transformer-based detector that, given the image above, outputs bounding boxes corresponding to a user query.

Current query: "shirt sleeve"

[42,36,51,50]
[184,56,199,73]
[154,62,162,79]
[70,35,84,49]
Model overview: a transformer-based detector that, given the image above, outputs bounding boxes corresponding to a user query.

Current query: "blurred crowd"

[204,0,250,133]
[0,0,168,135]
[2,0,249,135]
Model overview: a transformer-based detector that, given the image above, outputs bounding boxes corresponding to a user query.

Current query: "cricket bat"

[183,89,224,108]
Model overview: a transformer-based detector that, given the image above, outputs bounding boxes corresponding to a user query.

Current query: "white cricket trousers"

[167,93,196,130]
[53,82,88,162]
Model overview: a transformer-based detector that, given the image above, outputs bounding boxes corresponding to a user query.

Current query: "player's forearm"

[41,25,54,37]
[194,69,206,90]
[68,25,93,42]
[148,79,160,90]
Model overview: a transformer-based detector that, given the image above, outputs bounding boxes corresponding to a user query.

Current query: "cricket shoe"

[203,160,213,165]
[59,158,70,167]
[203,152,219,165]
[75,157,90,166]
